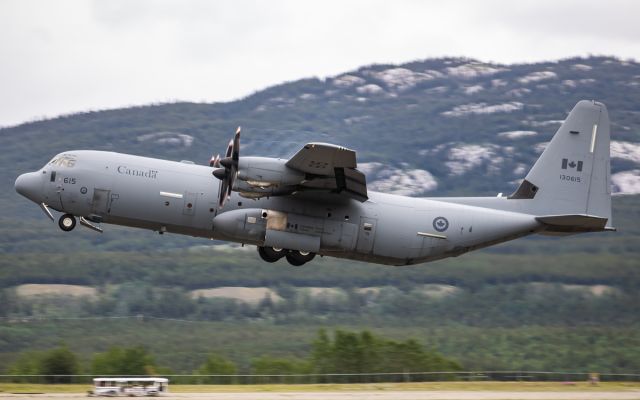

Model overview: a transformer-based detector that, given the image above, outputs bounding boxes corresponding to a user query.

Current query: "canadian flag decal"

[561,158,583,172]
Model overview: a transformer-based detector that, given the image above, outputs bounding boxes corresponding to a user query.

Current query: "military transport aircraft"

[15,100,615,266]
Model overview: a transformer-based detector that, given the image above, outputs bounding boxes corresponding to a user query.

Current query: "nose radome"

[15,172,42,203]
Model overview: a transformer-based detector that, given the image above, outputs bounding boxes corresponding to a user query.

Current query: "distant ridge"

[2,56,639,206]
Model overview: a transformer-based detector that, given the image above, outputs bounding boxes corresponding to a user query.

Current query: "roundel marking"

[433,216,449,232]
[80,187,88,194]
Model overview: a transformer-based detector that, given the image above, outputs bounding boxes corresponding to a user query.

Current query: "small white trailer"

[90,377,169,397]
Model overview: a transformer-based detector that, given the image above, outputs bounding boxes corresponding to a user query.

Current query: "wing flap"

[334,167,368,201]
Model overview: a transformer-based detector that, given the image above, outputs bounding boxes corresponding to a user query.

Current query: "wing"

[286,143,368,201]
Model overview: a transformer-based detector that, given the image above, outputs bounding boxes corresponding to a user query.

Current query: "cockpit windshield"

[49,154,77,168]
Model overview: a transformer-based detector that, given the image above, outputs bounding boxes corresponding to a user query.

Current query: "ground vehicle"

[90,377,169,397]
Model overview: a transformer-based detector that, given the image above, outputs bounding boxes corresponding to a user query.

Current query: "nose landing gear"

[58,213,76,231]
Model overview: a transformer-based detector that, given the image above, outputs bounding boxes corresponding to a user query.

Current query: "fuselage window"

[50,171,57,182]
[48,155,76,168]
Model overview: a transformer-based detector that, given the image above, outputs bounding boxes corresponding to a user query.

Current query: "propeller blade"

[225,139,233,158]
[209,154,221,167]
[219,179,229,207]
[232,127,241,163]
[214,127,242,209]
[227,167,236,200]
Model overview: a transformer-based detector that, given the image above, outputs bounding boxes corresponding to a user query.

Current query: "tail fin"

[510,100,614,232]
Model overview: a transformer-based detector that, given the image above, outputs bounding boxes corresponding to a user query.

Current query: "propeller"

[209,154,220,168]
[212,127,241,207]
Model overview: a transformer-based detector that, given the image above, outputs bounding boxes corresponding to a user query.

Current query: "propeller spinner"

[212,127,241,207]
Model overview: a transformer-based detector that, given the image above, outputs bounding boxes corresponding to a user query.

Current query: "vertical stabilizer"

[510,100,613,229]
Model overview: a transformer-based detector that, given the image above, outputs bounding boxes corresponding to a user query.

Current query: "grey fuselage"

[18,150,542,266]
[14,100,616,266]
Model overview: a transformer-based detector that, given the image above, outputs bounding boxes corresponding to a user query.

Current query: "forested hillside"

[1,56,639,375]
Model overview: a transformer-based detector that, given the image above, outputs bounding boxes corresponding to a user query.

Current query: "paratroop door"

[356,217,377,253]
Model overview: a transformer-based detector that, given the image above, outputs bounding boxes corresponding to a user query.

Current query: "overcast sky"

[1,0,639,127]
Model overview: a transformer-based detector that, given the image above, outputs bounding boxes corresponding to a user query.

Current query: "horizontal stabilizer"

[535,214,615,234]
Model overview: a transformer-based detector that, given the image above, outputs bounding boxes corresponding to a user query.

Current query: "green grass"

[1,382,639,393]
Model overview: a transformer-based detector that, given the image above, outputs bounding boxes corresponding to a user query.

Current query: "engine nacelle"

[234,157,305,190]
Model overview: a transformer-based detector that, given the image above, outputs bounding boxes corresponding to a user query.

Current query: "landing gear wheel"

[58,214,76,231]
[258,246,286,262]
[285,250,315,266]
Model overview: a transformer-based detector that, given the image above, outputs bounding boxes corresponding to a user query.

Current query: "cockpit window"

[49,154,77,168]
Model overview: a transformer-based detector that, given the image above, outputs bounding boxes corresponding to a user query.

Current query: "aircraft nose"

[15,172,42,203]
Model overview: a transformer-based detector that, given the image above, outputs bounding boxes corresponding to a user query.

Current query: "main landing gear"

[58,213,76,231]
[257,246,316,266]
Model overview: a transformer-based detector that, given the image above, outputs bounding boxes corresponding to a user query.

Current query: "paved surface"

[1,392,640,400]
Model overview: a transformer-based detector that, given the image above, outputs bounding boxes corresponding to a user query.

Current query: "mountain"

[3,56,640,203]
[1,55,640,241]
[2,56,640,374]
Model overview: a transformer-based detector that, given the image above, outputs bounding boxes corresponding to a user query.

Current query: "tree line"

[5,329,460,383]
[1,281,638,327]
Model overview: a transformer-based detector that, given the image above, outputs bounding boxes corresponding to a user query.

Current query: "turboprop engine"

[232,157,304,198]
[210,128,305,204]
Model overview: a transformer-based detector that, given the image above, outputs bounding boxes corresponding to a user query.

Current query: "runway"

[1,391,640,400]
